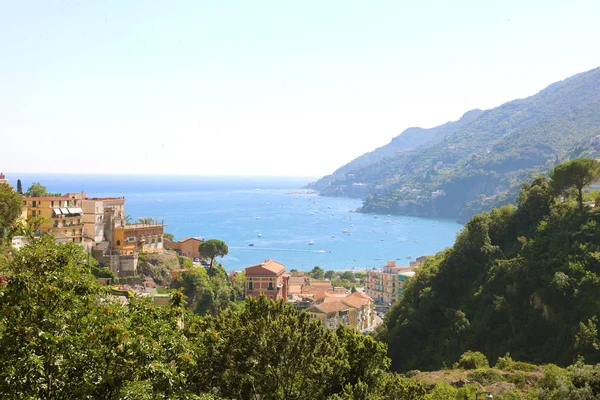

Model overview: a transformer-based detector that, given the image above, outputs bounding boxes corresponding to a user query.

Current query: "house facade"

[244,259,289,300]
[113,222,165,255]
[22,193,86,243]
[165,237,204,259]
[307,291,375,331]
[365,260,414,304]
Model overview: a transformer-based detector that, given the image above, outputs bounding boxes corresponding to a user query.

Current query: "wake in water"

[229,246,331,254]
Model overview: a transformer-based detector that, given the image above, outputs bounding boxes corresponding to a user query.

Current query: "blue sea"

[11,174,463,272]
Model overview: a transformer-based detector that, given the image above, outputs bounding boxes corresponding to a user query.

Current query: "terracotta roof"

[289,276,307,284]
[307,300,349,314]
[348,291,373,302]
[119,224,166,230]
[288,285,303,294]
[342,295,369,308]
[244,259,286,276]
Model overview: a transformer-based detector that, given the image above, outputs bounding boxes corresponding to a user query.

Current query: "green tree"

[164,232,175,241]
[16,179,22,194]
[324,270,336,280]
[551,158,600,211]
[0,183,23,243]
[198,239,228,268]
[309,265,325,280]
[24,182,58,197]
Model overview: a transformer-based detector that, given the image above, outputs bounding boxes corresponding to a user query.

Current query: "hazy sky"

[1,1,599,177]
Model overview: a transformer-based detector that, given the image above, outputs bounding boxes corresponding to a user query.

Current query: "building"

[0,173,7,184]
[112,221,166,255]
[81,198,105,243]
[365,260,414,304]
[306,291,375,331]
[244,259,289,300]
[22,192,86,243]
[165,236,204,259]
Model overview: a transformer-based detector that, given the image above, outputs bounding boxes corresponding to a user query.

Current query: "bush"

[466,368,502,386]
[454,351,490,370]
[496,352,514,370]
[511,361,537,372]
[505,373,526,389]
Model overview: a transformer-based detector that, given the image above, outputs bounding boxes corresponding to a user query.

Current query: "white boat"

[255,217,261,220]
[343,228,349,233]
[331,235,336,238]
[258,233,262,237]
[308,240,315,245]
[350,224,354,227]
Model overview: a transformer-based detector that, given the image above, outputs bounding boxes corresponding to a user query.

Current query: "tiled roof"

[308,300,349,314]
[245,259,286,276]
[342,296,369,308]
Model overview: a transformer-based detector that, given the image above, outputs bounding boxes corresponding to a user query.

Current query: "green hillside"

[311,67,600,222]
[377,168,600,374]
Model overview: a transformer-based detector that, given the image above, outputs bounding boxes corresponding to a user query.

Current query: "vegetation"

[0,237,426,399]
[378,163,600,374]
[24,182,61,197]
[0,183,23,243]
[198,239,229,268]
[551,158,600,210]
[16,179,22,194]
[164,232,175,241]
[311,67,600,222]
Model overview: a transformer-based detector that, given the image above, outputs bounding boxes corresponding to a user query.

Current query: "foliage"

[16,179,22,194]
[24,181,60,197]
[164,232,175,241]
[197,239,228,268]
[378,167,600,372]
[551,158,600,210]
[309,265,325,279]
[466,368,502,385]
[0,238,431,399]
[0,183,23,243]
[454,351,490,370]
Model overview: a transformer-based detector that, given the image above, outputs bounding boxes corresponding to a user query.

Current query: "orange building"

[164,237,204,259]
[113,222,165,255]
[244,259,289,300]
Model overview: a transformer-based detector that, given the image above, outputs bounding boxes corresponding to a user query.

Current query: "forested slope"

[312,67,600,222]
[378,171,600,373]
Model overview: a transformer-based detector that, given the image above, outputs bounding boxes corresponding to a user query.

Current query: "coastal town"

[2,172,428,332]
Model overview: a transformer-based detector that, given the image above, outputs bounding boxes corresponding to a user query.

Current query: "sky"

[1,1,599,177]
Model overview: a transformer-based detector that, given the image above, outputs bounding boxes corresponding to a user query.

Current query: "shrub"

[505,373,526,389]
[454,351,490,370]
[467,368,502,386]
[511,361,537,372]
[496,352,514,370]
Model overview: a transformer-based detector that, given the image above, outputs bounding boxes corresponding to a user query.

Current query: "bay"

[12,174,463,271]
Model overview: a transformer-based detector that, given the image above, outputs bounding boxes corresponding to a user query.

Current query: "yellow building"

[23,193,86,243]
[306,291,375,331]
[112,222,165,255]
[365,260,413,304]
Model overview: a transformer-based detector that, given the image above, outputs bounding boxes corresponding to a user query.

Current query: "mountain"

[325,108,484,180]
[309,67,600,222]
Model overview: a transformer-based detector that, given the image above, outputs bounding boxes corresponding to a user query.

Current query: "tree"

[309,265,325,280]
[164,232,175,241]
[324,270,336,280]
[24,182,59,197]
[16,179,22,194]
[551,158,600,211]
[0,183,23,242]
[198,239,228,268]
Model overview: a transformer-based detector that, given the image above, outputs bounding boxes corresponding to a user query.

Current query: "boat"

[308,240,315,245]
[255,217,261,220]
[407,256,412,259]
[343,228,349,233]
[331,235,336,238]
[258,233,262,237]
[248,243,254,247]
[350,224,354,227]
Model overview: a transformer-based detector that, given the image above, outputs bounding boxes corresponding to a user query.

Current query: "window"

[73,200,77,206]
[32,201,36,207]
[248,282,253,290]
[77,219,80,224]
[51,201,54,207]
[116,240,121,246]
[158,237,162,243]
[268,282,274,290]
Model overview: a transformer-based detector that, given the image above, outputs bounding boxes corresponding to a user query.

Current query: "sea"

[12,174,463,272]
